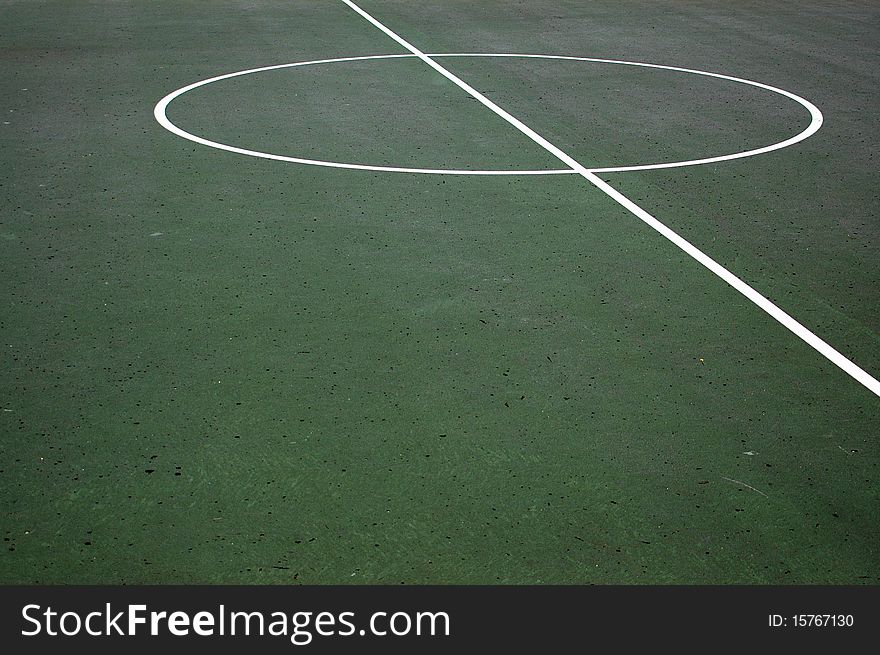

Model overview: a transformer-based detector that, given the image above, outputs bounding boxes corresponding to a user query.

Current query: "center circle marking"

[154,53,823,175]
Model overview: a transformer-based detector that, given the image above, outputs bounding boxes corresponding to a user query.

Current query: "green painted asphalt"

[0,0,877,583]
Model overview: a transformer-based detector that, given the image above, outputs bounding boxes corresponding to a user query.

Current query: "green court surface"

[1,0,878,584]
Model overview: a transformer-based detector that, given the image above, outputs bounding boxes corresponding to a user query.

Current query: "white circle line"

[153,53,571,175]
[153,53,823,176]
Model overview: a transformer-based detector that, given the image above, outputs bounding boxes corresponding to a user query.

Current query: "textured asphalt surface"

[1,0,877,583]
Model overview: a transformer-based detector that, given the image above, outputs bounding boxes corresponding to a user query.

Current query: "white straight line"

[340,0,594,174]
[581,176,880,398]
[339,0,880,398]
